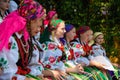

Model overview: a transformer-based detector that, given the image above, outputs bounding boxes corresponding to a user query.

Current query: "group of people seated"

[0,0,119,80]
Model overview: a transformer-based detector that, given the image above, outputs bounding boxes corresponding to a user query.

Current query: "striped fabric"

[64,63,120,80]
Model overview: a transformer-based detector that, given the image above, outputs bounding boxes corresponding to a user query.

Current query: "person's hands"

[91,60,105,70]
[74,64,84,73]
[51,70,65,80]
[56,69,68,79]
[37,74,49,80]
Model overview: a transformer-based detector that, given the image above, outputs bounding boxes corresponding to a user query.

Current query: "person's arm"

[43,69,65,80]
[66,64,84,73]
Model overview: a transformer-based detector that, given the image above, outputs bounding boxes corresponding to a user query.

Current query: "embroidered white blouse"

[14,33,44,79]
[41,36,66,71]
[90,44,114,71]
[0,36,18,80]
[70,40,90,66]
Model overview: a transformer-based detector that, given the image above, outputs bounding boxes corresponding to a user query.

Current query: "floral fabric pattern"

[41,41,65,71]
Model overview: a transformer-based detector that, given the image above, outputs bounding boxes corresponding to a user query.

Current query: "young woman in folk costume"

[0,0,10,23]
[35,9,56,41]
[71,26,110,80]
[89,32,118,80]
[0,0,48,80]
[43,10,58,29]
[60,24,96,80]
[40,19,83,80]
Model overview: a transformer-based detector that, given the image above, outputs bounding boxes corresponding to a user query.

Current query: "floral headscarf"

[19,0,45,21]
[50,19,63,29]
[65,24,74,33]
[46,10,57,20]
[77,26,90,35]
[0,0,45,51]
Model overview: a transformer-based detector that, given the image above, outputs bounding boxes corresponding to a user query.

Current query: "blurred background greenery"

[37,0,120,64]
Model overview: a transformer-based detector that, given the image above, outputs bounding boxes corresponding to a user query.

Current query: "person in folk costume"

[43,10,58,29]
[89,32,118,80]
[0,0,48,80]
[71,26,110,80]
[13,0,48,80]
[39,10,58,38]
[0,0,10,23]
[40,19,83,80]
[60,24,96,80]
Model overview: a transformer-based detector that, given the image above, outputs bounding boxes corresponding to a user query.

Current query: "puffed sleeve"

[0,36,19,80]
[41,42,66,71]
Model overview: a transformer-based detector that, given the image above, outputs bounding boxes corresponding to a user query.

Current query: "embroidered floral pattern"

[76,44,81,48]
[48,43,56,50]
[68,55,72,60]
[8,42,17,50]
[74,52,81,58]
[0,58,8,69]
[42,42,57,50]
[45,64,51,69]
[57,56,62,62]
[48,56,56,63]
[12,43,17,49]
[8,42,12,49]
[38,66,42,71]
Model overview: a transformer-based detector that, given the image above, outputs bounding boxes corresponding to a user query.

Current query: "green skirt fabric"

[114,66,119,78]
[26,74,41,80]
[84,67,109,80]
[25,66,119,80]
[64,62,116,80]
[65,63,95,80]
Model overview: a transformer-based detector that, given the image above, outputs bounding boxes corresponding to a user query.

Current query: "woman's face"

[80,29,93,42]
[30,17,44,36]
[87,30,93,42]
[0,0,10,11]
[54,22,66,39]
[95,34,104,44]
[66,28,76,41]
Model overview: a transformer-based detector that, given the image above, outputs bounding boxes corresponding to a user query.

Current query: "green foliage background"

[38,0,120,63]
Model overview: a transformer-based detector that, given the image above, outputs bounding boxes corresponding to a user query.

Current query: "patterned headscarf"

[77,26,90,34]
[50,19,63,29]
[19,0,45,21]
[65,24,74,33]
[40,19,64,43]
[94,32,103,39]
[0,0,45,51]
[46,10,57,20]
